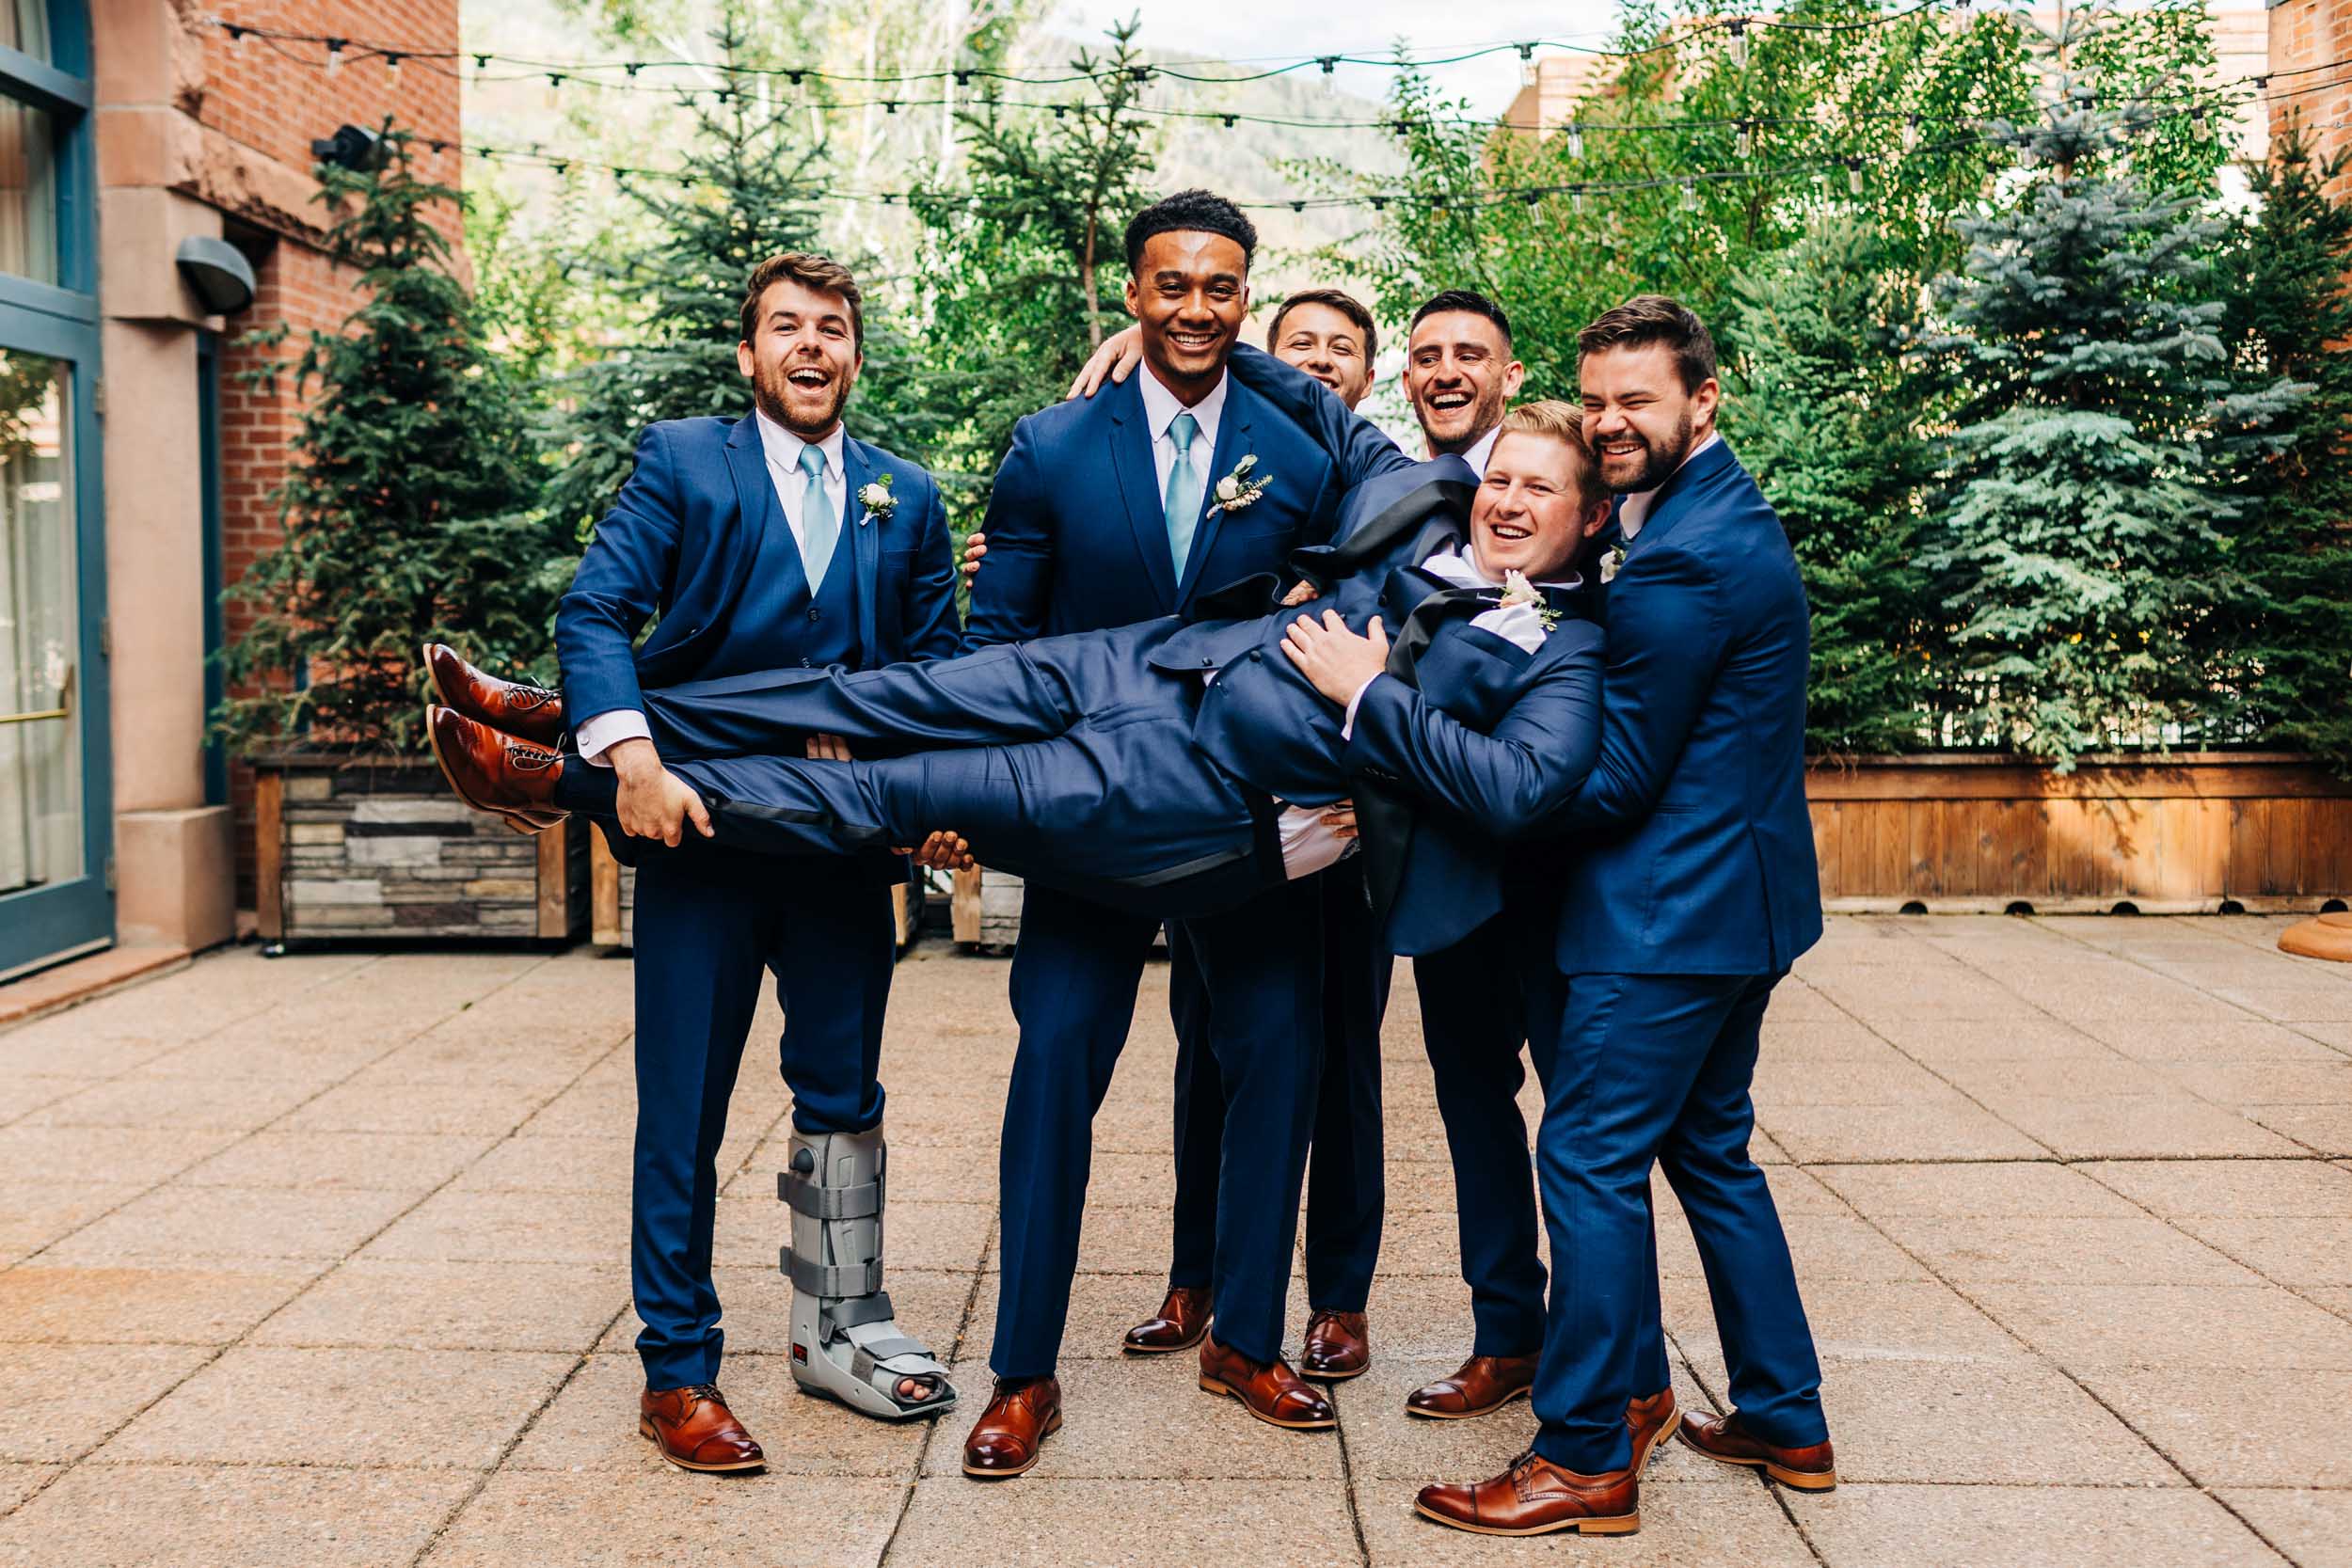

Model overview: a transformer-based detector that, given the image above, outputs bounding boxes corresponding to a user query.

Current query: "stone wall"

[273,763,582,940]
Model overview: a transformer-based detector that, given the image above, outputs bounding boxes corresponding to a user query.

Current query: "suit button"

[801,657,813,668]
[1200,657,1213,667]
[1247,649,1262,661]
[807,606,822,622]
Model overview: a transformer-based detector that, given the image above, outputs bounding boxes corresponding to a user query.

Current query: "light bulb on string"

[1681,178,1699,212]
[1735,119,1752,159]
[224,23,243,52]
[1847,158,1865,197]
[1571,186,1584,214]
[385,52,402,84]
[1726,19,1748,71]
[1318,55,1337,96]
[325,38,343,75]
[1565,122,1583,160]
[1518,43,1536,88]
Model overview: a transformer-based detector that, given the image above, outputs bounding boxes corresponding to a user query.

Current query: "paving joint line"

[1668,1325,1833,1565]
[0,951,607,1527]
[877,1209,996,1565]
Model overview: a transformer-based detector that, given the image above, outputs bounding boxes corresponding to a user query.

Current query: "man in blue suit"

[467,252,964,1472]
[1415,296,1834,1538]
[954,190,1348,1470]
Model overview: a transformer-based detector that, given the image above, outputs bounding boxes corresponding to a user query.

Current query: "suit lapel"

[1176,384,1251,608]
[841,436,881,657]
[1625,436,1737,560]
[1106,381,1180,611]
[722,412,781,592]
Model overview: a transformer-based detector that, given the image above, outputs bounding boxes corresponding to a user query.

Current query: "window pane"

[0,350,79,895]
[0,0,48,64]
[0,96,54,284]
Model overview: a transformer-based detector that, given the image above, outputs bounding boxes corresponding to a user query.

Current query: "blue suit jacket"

[961,368,1344,648]
[1154,465,1605,956]
[1553,439,1822,976]
[555,411,961,868]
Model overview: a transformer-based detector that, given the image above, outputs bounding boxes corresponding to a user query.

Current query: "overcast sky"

[1055,0,1626,116]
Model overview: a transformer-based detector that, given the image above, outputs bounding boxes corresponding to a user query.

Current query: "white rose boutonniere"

[1599,546,1626,584]
[856,472,897,526]
[1208,453,1271,516]
[1500,568,1562,635]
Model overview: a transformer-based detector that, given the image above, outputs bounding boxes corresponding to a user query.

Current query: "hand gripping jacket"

[779,1126,958,1420]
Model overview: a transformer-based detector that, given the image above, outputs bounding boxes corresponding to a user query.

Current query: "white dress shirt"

[1136,363,1228,502]
[1453,425,1502,478]
[1339,545,1581,736]
[577,411,852,765]
[1616,429,1720,542]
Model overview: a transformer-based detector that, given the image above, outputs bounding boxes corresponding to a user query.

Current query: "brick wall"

[190,3,464,901]
[2270,0,2352,202]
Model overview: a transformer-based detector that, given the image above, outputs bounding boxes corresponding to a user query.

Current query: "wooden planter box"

[589,831,914,953]
[253,754,587,944]
[1809,752,2352,914]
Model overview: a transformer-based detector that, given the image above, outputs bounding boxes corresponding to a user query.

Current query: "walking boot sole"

[1673,1427,1836,1491]
[1413,1501,1641,1537]
[1120,1322,1211,1355]
[637,1419,766,1473]
[961,1412,1061,1479]
[1198,1376,1338,1430]
[1406,1385,1531,1420]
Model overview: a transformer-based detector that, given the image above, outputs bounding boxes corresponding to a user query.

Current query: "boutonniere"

[1500,568,1562,634]
[1599,546,1626,585]
[1208,454,1271,516]
[856,473,896,526]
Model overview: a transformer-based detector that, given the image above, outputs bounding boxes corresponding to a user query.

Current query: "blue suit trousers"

[1531,972,1825,1471]
[992,878,1325,1378]
[1167,860,1391,1310]
[627,849,894,1389]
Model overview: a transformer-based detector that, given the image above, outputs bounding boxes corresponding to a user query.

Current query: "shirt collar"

[1421,544,1581,593]
[755,405,848,481]
[1137,362,1229,449]
[1617,429,1720,538]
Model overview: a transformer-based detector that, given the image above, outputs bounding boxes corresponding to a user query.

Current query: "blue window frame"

[0,0,106,978]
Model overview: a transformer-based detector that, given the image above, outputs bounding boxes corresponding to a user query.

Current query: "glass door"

[0,0,104,976]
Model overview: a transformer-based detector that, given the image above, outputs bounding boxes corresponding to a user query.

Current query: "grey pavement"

[0,913,2347,1566]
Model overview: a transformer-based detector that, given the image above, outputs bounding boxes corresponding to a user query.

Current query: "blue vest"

[715,505,863,678]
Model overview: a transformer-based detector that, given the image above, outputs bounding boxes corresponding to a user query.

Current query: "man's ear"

[1582,497,1613,537]
[1123,274,1141,318]
[1502,359,1527,399]
[736,341,755,379]
[1692,374,1722,428]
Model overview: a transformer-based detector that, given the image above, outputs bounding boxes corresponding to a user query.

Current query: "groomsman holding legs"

[540,253,963,1471]
[957,191,1348,1479]
[1416,296,1834,1538]
[1136,288,1393,1382]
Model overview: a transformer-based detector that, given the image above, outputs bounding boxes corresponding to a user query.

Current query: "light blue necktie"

[797,442,838,590]
[1163,410,1202,578]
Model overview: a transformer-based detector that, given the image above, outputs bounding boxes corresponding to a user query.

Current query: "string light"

[1848,158,1866,196]
[384,51,402,83]
[324,37,343,74]
[1735,119,1752,158]
[1727,18,1749,71]
[1680,178,1699,211]
[1566,123,1583,160]
[1518,42,1536,88]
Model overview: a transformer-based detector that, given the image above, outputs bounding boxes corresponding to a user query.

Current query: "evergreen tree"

[215,124,546,756]
[1918,93,2306,765]
[1718,223,1937,755]
[2212,119,2352,769]
[539,20,929,535]
[904,16,1157,528]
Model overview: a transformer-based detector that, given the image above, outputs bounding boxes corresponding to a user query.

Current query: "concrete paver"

[0,915,2344,1564]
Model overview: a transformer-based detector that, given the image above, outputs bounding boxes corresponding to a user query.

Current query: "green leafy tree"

[903,15,1157,528]
[1718,222,1938,755]
[215,124,548,756]
[1917,90,2305,765]
[2210,119,2352,768]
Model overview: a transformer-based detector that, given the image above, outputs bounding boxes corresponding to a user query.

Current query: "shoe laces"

[679,1383,725,1407]
[511,685,560,709]
[506,741,560,772]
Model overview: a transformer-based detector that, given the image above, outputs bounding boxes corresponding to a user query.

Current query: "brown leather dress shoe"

[961,1377,1062,1479]
[1677,1407,1837,1491]
[639,1384,765,1473]
[428,706,564,831]
[1414,1450,1640,1536]
[1628,1386,1680,1469]
[1198,1335,1336,1430]
[1405,1353,1539,1419]
[423,642,566,746]
[1298,1308,1370,1381]
[1121,1285,1212,1354]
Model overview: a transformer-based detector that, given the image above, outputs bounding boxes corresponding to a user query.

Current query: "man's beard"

[1425,381,1509,456]
[1604,406,1696,494]
[755,360,851,436]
